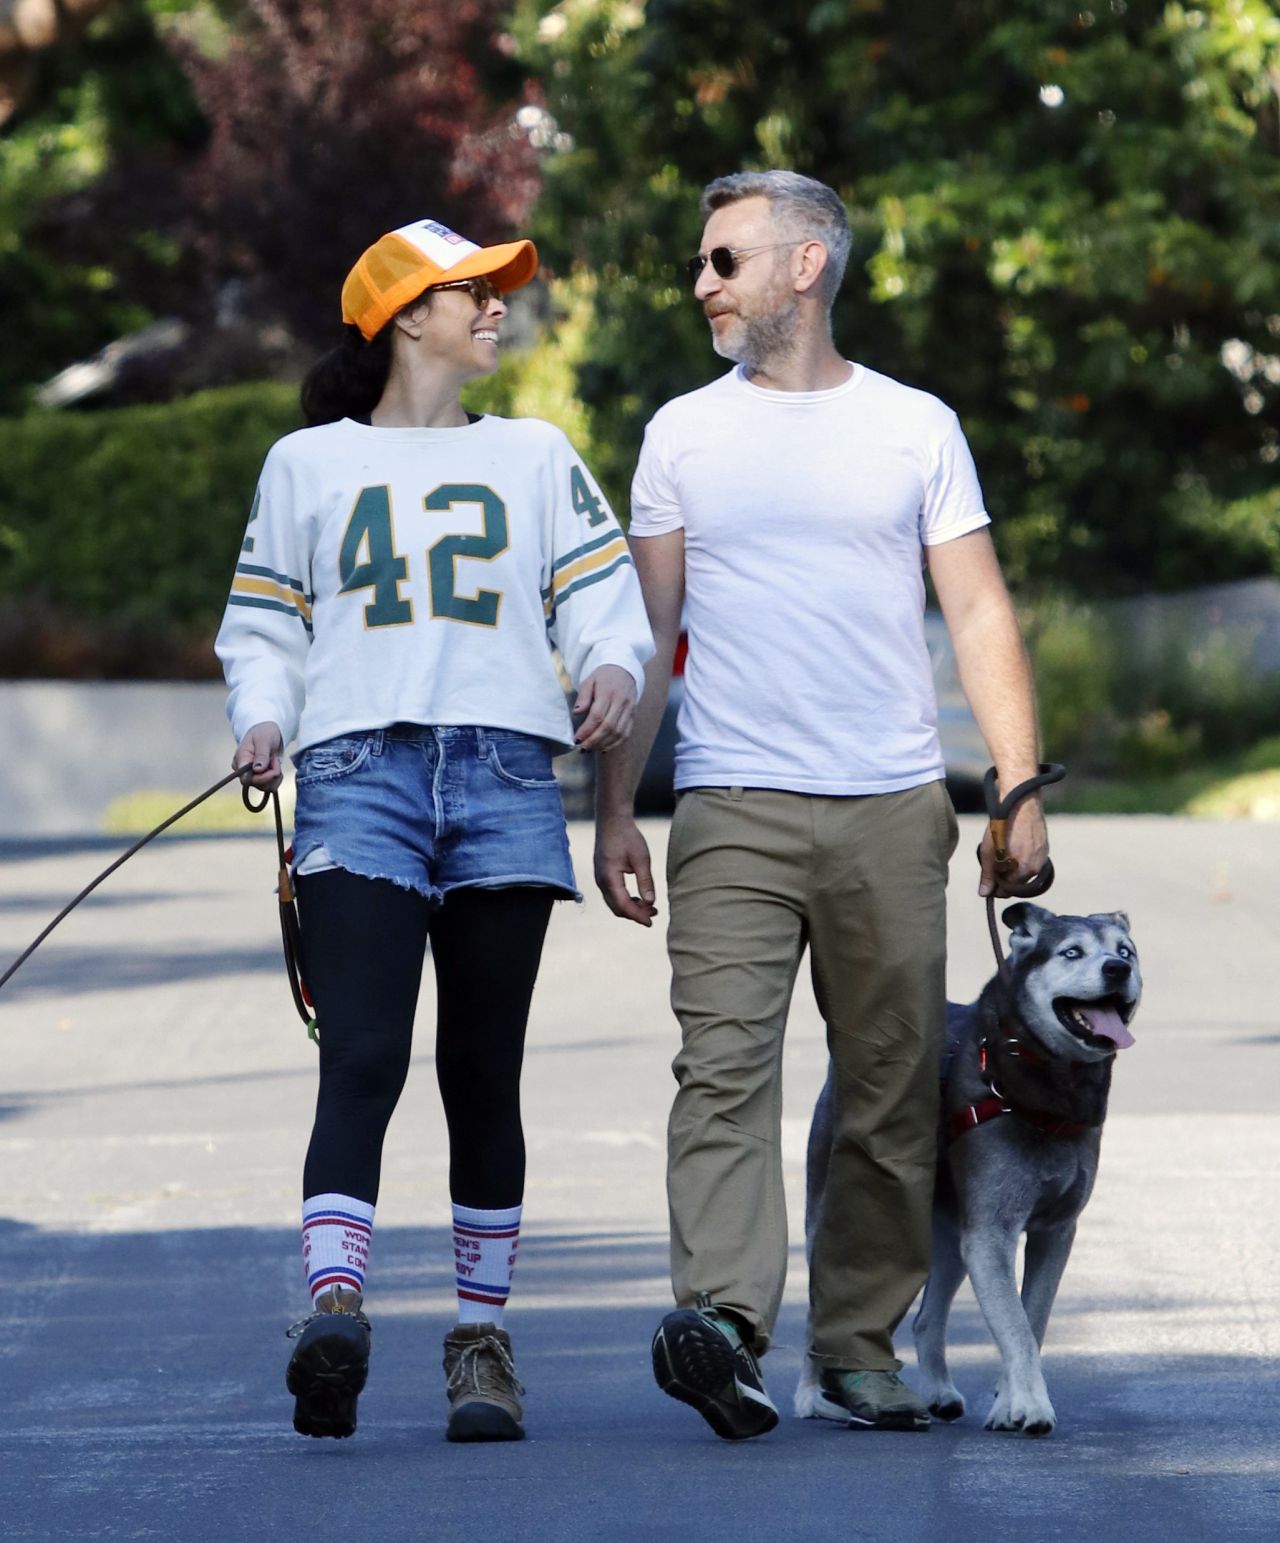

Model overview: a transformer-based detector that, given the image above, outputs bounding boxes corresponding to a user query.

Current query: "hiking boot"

[651,1293,779,1441]
[285,1287,372,1439]
[817,1368,931,1431]
[442,1323,525,1442]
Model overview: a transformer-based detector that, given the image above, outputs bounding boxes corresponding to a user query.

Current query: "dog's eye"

[1117,944,1133,960]
[1059,946,1083,960]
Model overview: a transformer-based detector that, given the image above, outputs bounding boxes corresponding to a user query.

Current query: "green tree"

[514,0,1280,593]
[0,0,204,410]
[166,0,539,346]
[0,0,538,409]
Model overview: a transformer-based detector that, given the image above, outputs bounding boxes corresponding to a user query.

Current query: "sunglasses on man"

[685,241,806,286]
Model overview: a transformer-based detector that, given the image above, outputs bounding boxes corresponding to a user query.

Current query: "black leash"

[264,786,317,1041]
[0,770,316,1040]
[981,762,1066,981]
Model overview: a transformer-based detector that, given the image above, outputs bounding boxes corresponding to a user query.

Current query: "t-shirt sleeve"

[214,443,313,746]
[545,435,654,699]
[919,410,991,546]
[628,417,685,537]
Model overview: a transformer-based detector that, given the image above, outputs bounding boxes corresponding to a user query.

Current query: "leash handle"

[979,762,1066,982]
[982,762,1067,821]
[982,762,1064,892]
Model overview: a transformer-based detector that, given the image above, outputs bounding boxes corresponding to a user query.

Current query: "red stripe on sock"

[312,1272,364,1294]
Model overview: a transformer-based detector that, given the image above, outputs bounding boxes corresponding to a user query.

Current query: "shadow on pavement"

[4,1219,1277,1542]
[0,1034,655,1126]
[0,891,191,914]
[0,944,284,1001]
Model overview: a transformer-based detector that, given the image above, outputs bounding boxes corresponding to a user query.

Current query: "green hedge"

[0,383,302,674]
[0,284,603,677]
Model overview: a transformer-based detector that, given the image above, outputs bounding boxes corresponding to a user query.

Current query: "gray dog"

[796,902,1140,1436]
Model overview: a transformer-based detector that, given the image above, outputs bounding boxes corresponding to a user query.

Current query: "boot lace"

[447,1333,525,1399]
[285,1298,371,1340]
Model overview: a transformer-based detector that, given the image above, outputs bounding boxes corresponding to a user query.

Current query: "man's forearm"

[949,600,1041,790]
[595,638,678,817]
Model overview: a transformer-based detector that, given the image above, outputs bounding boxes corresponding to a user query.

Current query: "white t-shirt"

[216,415,654,753]
[629,363,989,795]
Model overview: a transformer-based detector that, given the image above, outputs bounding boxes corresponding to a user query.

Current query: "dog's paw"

[984,1388,1056,1436]
[928,1387,966,1422]
[918,1373,965,1421]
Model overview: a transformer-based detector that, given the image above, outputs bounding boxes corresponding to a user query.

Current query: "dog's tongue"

[1078,1004,1135,1049]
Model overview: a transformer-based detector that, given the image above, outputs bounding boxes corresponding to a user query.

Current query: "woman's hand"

[573,665,637,753]
[234,721,285,791]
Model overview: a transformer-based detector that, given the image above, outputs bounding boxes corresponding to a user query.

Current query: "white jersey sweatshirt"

[216,415,654,753]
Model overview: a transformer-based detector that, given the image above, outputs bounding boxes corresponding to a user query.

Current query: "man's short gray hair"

[700,171,851,308]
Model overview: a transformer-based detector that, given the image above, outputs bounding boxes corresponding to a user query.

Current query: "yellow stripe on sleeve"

[230,575,314,623]
[544,535,628,612]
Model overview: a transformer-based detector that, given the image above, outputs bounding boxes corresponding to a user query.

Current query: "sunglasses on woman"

[428,275,503,308]
[685,241,805,286]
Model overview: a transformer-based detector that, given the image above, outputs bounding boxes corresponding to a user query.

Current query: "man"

[595,170,1050,1440]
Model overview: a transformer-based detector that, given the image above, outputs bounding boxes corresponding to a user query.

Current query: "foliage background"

[0,0,539,411]
[512,0,1280,595]
[2,0,1280,794]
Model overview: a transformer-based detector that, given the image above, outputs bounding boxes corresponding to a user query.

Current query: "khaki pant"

[665,782,958,1370]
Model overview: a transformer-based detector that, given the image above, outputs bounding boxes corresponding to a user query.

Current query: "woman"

[216,218,653,1443]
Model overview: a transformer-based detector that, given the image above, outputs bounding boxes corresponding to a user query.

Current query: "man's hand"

[594,811,659,926]
[573,664,637,753]
[234,721,284,791]
[978,792,1050,898]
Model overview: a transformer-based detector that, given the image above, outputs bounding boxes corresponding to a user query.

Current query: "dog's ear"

[1003,902,1053,951]
[1088,910,1131,933]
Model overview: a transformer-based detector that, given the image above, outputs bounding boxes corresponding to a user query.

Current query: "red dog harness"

[946,1035,1093,1145]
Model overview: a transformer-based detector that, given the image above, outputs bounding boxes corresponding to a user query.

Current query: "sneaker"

[817,1368,931,1431]
[651,1293,779,1441]
[442,1323,525,1442]
[285,1287,372,1439]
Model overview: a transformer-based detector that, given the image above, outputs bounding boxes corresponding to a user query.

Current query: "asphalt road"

[1,814,1278,1542]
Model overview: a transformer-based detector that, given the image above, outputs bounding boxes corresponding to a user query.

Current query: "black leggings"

[296,870,554,1210]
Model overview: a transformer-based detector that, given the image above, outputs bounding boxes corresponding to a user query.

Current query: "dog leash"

[981,763,1066,981]
[0,770,316,1040]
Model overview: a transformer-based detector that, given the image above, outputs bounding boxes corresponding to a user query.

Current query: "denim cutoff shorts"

[291,724,579,904]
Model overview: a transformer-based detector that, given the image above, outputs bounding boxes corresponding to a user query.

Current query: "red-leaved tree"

[168,0,540,344]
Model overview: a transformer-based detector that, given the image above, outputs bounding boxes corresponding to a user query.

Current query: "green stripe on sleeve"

[545,552,634,625]
[550,529,624,578]
[234,561,310,597]
[227,594,314,633]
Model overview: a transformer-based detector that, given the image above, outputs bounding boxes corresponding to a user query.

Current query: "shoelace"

[848,1371,905,1387]
[285,1305,371,1340]
[447,1334,526,1397]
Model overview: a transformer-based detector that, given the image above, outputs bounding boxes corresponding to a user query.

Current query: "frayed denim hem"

[441,873,582,904]
[290,838,445,905]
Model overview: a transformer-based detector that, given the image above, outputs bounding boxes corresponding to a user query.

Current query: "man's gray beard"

[712,296,801,371]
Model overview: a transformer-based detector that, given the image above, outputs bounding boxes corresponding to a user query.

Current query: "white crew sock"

[302,1192,375,1304]
[452,1202,522,1326]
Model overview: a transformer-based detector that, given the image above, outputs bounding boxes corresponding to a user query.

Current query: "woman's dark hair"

[300,324,393,426]
[300,288,434,426]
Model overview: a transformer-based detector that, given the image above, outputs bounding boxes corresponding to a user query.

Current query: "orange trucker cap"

[341,218,539,340]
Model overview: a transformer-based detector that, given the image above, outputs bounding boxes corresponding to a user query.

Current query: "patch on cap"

[391,219,481,272]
